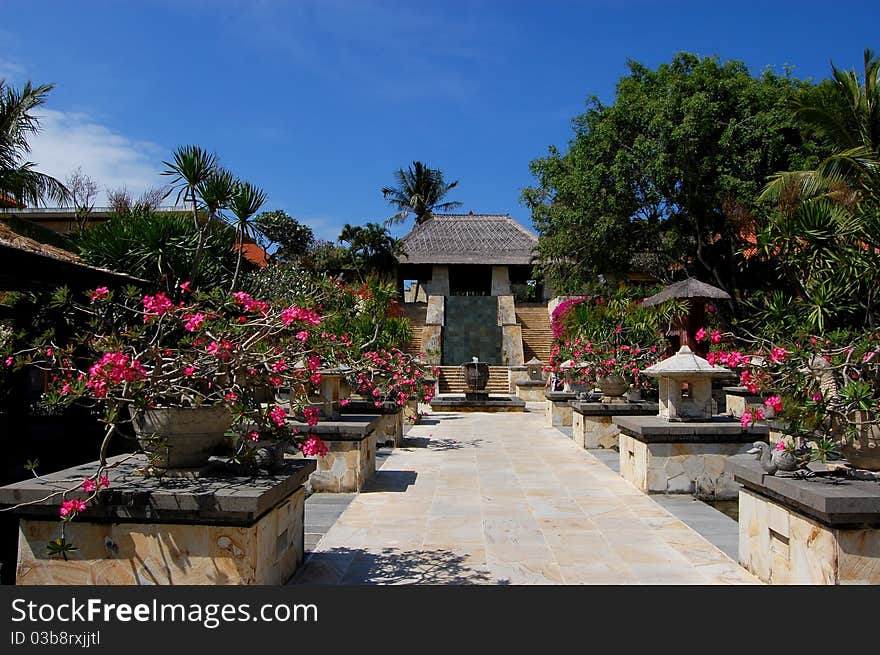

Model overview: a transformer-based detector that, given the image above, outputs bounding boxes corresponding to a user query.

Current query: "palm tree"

[382,161,462,226]
[228,181,267,290]
[761,48,880,205]
[161,145,218,281]
[0,80,68,206]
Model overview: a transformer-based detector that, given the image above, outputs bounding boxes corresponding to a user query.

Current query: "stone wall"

[618,434,751,499]
[16,488,306,585]
[738,488,880,584]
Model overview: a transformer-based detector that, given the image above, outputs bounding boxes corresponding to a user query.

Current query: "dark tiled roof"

[398,213,538,265]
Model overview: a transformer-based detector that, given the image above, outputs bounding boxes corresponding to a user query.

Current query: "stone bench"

[0,454,315,585]
[727,455,880,584]
[570,400,659,449]
[544,391,577,428]
[340,400,404,447]
[615,415,768,499]
[289,415,380,493]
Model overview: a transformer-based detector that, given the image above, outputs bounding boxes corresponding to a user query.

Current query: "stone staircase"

[515,303,554,363]
[437,365,510,394]
[401,302,427,357]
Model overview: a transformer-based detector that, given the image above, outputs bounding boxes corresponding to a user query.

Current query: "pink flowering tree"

[702,328,880,466]
[547,286,675,390]
[348,347,438,409]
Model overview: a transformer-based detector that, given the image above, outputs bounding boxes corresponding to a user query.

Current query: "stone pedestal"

[728,455,880,584]
[570,401,658,449]
[429,395,525,412]
[615,416,767,499]
[289,416,380,493]
[544,391,577,428]
[0,455,315,585]
[724,386,768,419]
[340,401,404,447]
[516,380,546,401]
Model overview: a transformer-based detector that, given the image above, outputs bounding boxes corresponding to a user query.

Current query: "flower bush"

[704,327,880,466]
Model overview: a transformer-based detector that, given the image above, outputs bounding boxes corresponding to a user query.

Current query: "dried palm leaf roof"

[641,277,731,307]
[398,213,538,265]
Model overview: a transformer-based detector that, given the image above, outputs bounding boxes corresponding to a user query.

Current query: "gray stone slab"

[727,455,880,527]
[288,415,380,440]
[544,392,577,402]
[340,401,403,416]
[0,454,315,526]
[615,415,768,443]
[570,401,659,417]
[430,396,526,412]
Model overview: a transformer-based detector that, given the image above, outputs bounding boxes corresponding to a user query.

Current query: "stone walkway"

[291,409,759,584]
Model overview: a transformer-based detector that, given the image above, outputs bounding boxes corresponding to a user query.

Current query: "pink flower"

[183,366,196,377]
[340,398,349,407]
[142,292,174,321]
[775,441,787,452]
[770,347,787,363]
[232,291,269,314]
[300,435,328,457]
[224,391,238,401]
[269,405,287,427]
[753,408,766,422]
[97,475,110,489]
[272,359,288,373]
[765,396,783,414]
[710,330,722,344]
[247,430,260,442]
[811,391,824,403]
[60,382,72,395]
[59,498,87,517]
[90,287,110,302]
[695,327,707,342]
[740,411,752,428]
[179,280,192,293]
[184,313,205,332]
[706,352,718,366]
[295,330,309,342]
[303,407,320,427]
[4,356,13,367]
[280,305,322,327]
[81,478,96,493]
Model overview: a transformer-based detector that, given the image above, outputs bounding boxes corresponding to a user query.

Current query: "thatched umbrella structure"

[642,278,730,355]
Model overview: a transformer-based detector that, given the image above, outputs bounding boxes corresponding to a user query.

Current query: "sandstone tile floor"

[291,410,759,585]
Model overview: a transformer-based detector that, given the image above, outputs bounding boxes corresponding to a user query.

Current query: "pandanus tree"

[0,80,68,206]
[229,180,267,290]
[161,145,218,282]
[382,161,461,226]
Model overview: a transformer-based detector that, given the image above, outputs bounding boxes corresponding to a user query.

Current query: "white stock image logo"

[10,598,318,631]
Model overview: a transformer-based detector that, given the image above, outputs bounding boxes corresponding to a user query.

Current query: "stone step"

[437,365,510,393]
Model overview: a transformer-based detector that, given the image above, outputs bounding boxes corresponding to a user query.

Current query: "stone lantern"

[526,357,544,381]
[643,345,730,421]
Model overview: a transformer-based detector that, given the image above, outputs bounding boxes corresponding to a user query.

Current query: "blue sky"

[3,0,878,240]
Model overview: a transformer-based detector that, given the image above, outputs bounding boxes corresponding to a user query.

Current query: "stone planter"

[840,412,880,471]
[597,375,628,398]
[130,405,232,469]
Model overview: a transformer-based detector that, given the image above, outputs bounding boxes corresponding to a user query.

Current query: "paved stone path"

[291,410,759,584]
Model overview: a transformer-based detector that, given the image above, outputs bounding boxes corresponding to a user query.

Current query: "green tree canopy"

[253,210,315,263]
[523,52,824,298]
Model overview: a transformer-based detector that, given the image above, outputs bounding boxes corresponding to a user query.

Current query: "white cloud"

[26,109,167,206]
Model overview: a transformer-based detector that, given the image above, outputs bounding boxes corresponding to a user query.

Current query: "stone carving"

[746,441,810,476]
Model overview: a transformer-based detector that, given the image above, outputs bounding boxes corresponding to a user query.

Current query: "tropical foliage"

[523,53,824,297]
[0,80,68,206]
